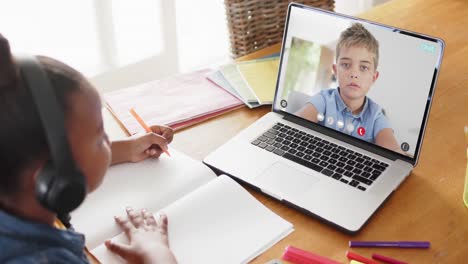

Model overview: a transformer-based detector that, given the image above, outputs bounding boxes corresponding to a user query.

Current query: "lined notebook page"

[71,148,216,249]
[104,69,243,135]
[237,58,280,105]
[91,175,294,264]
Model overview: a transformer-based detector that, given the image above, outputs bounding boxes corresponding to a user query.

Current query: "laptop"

[204,3,444,233]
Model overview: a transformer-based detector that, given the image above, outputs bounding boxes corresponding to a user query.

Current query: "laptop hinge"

[283,114,411,163]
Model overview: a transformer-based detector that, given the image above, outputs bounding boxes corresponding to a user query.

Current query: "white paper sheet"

[92,175,294,264]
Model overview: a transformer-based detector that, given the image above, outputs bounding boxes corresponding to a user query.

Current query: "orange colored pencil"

[129,107,171,157]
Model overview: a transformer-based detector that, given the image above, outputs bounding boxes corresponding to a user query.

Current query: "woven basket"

[225,0,335,58]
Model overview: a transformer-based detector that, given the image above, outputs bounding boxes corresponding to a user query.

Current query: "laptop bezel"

[271,3,445,166]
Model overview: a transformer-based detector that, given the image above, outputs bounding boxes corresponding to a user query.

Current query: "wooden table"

[104,0,468,262]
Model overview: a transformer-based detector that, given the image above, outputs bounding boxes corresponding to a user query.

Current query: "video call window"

[275,8,442,158]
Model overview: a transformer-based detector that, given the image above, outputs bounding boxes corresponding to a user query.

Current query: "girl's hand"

[105,207,177,264]
[111,125,174,164]
[128,125,174,162]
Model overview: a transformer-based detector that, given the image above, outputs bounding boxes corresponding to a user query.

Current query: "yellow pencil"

[129,107,171,157]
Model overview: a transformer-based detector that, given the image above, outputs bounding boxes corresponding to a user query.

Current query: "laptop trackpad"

[256,162,320,199]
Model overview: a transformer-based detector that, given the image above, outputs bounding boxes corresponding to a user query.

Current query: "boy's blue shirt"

[309,88,391,143]
[0,210,90,264]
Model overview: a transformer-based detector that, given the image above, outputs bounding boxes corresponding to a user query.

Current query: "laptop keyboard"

[251,122,389,191]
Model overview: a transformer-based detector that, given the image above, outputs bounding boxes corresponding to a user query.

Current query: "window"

[0,0,165,78]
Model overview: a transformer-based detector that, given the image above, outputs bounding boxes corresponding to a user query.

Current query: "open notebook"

[71,149,293,264]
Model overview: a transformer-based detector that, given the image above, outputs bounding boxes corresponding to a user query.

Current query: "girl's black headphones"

[17,56,86,218]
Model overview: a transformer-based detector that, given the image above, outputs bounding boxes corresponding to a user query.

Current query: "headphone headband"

[18,57,76,173]
[17,56,86,216]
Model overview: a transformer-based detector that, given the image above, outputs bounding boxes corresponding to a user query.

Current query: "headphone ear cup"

[35,161,55,208]
[35,162,87,214]
[47,170,86,215]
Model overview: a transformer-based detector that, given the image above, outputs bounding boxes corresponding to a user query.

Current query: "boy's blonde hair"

[336,23,379,69]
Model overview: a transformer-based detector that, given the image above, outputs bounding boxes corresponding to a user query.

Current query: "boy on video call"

[295,23,401,153]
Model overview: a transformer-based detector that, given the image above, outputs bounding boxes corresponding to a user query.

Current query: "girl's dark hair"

[0,34,87,197]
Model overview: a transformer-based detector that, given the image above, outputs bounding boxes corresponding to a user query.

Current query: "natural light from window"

[0,0,165,78]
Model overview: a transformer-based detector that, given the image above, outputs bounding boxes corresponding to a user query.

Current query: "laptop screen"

[274,4,444,160]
